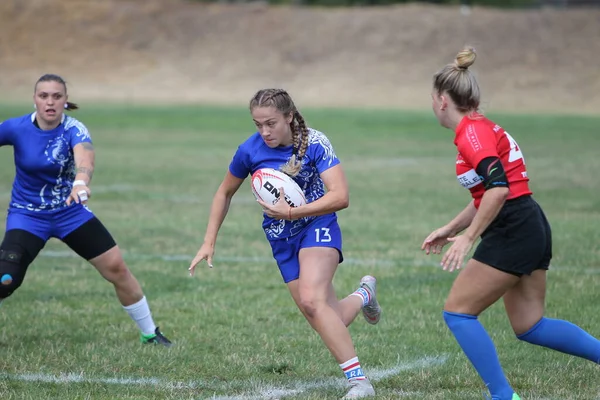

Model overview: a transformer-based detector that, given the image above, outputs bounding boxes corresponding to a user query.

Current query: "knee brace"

[0,247,28,299]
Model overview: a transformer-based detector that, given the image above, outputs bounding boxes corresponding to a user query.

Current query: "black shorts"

[473,195,552,277]
[2,217,117,263]
[61,217,117,261]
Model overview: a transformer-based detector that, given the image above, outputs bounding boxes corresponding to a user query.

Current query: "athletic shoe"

[483,392,521,400]
[360,275,381,325]
[141,327,172,347]
[342,378,375,399]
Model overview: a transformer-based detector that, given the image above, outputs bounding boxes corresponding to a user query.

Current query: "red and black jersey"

[454,114,531,208]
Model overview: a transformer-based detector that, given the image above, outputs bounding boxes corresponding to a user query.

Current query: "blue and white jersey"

[229,128,340,240]
[0,113,92,214]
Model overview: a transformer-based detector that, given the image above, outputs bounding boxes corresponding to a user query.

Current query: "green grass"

[0,104,599,399]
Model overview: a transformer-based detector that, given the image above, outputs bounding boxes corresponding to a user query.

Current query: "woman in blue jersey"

[189,89,381,399]
[0,74,171,346]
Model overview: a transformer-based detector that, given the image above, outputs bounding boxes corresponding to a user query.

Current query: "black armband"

[476,157,509,190]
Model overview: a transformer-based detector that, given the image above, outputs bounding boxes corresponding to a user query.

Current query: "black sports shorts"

[473,195,552,277]
[61,217,117,261]
[1,216,116,273]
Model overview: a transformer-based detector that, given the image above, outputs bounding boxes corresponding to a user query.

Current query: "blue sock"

[518,317,600,363]
[443,311,515,400]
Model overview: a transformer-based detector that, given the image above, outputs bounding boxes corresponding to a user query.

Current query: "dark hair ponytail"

[65,101,79,111]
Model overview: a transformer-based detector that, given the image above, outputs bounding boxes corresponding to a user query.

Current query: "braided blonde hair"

[249,89,310,177]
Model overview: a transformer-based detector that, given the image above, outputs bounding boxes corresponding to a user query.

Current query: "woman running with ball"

[190,88,381,399]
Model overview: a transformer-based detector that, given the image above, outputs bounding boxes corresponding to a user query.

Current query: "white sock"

[123,296,156,336]
[340,356,367,382]
[350,287,371,307]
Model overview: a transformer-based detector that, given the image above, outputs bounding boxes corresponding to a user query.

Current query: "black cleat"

[140,327,172,347]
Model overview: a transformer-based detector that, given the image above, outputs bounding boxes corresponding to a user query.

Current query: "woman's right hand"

[421,225,454,255]
[189,243,215,276]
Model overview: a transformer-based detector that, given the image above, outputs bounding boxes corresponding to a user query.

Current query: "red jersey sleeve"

[455,121,499,169]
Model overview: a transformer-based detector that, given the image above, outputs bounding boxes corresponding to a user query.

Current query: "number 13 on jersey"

[315,228,332,242]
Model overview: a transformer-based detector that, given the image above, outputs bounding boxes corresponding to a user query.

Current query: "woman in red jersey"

[422,47,600,400]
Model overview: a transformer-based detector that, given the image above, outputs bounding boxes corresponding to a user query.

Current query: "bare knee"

[444,293,484,316]
[513,318,543,337]
[298,293,326,319]
[91,251,132,284]
[504,292,544,335]
[503,276,546,336]
[105,262,132,284]
[507,309,544,336]
[443,261,519,316]
[298,296,318,318]
[443,297,470,315]
[443,282,467,313]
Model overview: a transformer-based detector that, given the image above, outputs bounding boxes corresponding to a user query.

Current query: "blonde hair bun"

[455,47,476,70]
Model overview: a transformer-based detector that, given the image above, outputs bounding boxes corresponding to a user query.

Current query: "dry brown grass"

[1,0,599,114]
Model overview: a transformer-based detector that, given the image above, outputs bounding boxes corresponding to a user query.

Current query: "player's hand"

[421,225,453,255]
[66,183,91,206]
[189,243,214,276]
[440,234,475,272]
[257,187,292,220]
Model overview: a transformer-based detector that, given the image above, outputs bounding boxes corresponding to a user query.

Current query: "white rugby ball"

[251,168,306,208]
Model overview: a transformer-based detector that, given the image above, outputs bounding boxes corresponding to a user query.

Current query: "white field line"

[4,184,599,273]
[38,250,600,274]
[0,355,447,399]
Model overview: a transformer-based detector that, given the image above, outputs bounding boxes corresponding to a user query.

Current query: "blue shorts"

[269,214,343,283]
[6,204,95,242]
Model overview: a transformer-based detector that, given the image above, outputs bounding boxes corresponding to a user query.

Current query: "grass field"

[0,104,599,400]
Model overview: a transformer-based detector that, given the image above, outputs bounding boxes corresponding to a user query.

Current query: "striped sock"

[340,356,366,382]
[351,287,371,307]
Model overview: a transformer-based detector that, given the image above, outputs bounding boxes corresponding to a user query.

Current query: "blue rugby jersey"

[229,128,340,240]
[0,113,92,213]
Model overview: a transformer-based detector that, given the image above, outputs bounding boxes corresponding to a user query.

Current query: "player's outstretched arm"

[421,200,476,255]
[189,171,245,275]
[66,142,95,205]
[446,200,478,236]
[439,187,508,272]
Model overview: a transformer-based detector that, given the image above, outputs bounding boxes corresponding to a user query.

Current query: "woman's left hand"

[440,234,475,272]
[66,183,91,206]
[257,187,292,220]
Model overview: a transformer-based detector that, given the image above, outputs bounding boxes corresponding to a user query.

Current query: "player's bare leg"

[288,247,375,398]
[90,246,171,346]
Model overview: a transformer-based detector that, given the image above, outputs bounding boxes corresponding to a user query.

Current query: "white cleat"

[342,378,376,399]
[360,275,381,325]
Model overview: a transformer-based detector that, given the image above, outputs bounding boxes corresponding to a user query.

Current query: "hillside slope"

[1,0,598,113]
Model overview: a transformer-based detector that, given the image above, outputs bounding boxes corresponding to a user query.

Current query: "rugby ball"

[251,168,306,208]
